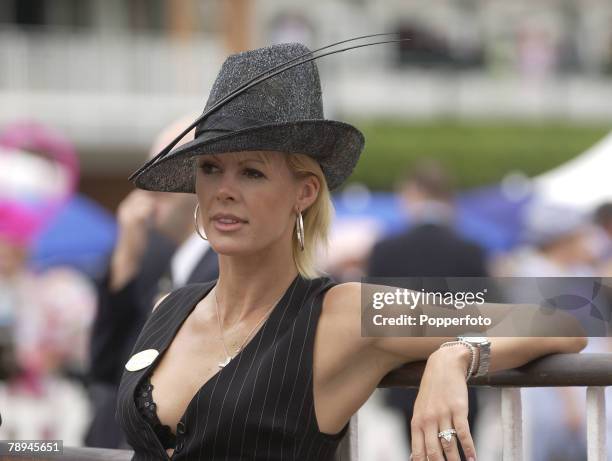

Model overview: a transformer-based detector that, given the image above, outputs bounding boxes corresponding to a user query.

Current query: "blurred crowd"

[0,119,611,461]
[0,122,95,443]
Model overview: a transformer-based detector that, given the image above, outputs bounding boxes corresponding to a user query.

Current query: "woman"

[116,42,587,461]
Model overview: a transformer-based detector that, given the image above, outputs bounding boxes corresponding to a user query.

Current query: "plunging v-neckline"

[135,274,301,453]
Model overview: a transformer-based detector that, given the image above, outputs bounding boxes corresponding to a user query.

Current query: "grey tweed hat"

[131,42,365,192]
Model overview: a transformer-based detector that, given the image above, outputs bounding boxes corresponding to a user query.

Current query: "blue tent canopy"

[29,194,117,277]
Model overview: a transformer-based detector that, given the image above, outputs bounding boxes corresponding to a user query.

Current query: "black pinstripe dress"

[116,274,350,460]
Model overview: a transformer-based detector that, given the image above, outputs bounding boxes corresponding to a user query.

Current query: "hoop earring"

[296,210,305,251]
[194,203,208,241]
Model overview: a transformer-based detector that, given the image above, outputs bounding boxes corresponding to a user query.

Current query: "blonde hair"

[285,153,334,279]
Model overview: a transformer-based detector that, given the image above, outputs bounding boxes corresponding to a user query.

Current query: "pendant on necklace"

[218,356,231,368]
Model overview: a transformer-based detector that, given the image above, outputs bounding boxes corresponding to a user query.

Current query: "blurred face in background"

[399,161,455,220]
[150,189,196,242]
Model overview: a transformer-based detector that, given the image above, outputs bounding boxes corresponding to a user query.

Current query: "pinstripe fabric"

[116,274,349,460]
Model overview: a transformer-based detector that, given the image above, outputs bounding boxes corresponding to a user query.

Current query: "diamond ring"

[438,428,457,443]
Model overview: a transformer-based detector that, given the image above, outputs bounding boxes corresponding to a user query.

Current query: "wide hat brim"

[132,119,364,192]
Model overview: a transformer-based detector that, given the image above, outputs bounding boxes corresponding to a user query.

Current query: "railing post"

[586,386,606,461]
[501,387,523,461]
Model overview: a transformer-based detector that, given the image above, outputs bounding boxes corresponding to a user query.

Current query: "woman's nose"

[216,173,237,201]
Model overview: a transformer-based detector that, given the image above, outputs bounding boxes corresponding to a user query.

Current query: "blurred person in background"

[85,117,219,448]
[367,160,488,461]
[0,121,96,444]
[504,200,595,278]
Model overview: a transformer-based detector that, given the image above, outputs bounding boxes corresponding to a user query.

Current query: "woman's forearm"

[423,336,588,376]
[488,336,588,374]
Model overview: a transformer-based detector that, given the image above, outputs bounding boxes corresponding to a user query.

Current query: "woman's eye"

[199,163,263,179]
[200,162,220,174]
[244,168,264,179]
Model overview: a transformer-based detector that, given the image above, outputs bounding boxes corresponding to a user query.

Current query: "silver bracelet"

[440,340,477,380]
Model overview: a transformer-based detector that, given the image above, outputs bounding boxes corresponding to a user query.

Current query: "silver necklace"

[213,288,283,368]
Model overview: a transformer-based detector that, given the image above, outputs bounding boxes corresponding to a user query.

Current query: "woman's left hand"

[409,345,477,461]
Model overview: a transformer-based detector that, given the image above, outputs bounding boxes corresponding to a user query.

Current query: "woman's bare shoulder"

[323,281,389,311]
[323,281,361,308]
[320,281,372,349]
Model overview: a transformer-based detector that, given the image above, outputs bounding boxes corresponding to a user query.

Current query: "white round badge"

[125,349,160,372]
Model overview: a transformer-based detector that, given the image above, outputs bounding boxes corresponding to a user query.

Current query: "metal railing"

[1,353,610,460]
[379,353,612,461]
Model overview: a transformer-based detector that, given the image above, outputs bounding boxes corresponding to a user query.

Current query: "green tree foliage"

[348,120,609,190]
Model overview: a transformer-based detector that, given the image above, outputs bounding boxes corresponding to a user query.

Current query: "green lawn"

[347,120,610,190]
